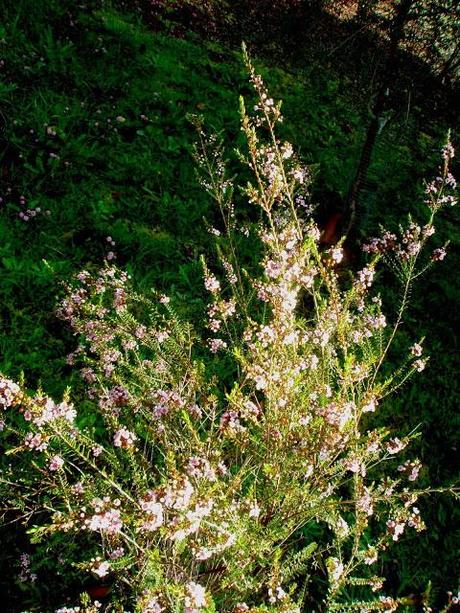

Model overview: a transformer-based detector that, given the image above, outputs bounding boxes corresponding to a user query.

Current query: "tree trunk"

[345,0,416,237]
[440,40,460,85]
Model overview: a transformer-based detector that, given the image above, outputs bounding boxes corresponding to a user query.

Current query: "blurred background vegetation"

[0,0,458,610]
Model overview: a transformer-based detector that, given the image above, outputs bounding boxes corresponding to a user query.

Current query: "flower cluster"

[18,552,37,583]
[23,396,76,427]
[0,377,22,409]
[84,498,123,535]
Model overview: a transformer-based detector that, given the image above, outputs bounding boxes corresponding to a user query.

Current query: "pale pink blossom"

[386,437,406,455]
[91,559,111,578]
[49,455,64,471]
[398,459,421,481]
[362,397,377,413]
[87,508,123,534]
[431,247,447,261]
[387,519,405,541]
[268,585,287,604]
[0,377,21,409]
[185,581,207,611]
[413,358,426,372]
[331,247,343,264]
[442,141,455,161]
[113,427,137,448]
[204,273,220,294]
[208,338,227,353]
[24,432,48,451]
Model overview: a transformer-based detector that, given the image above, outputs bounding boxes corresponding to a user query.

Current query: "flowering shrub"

[0,48,458,612]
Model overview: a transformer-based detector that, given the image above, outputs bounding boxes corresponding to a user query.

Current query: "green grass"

[0,2,369,395]
[0,0,458,608]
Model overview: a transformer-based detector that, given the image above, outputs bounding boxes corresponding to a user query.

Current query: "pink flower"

[442,141,455,161]
[386,438,406,455]
[398,459,421,481]
[49,455,64,471]
[185,456,216,481]
[143,597,164,613]
[318,401,354,430]
[87,508,123,534]
[363,547,378,565]
[18,552,37,583]
[0,377,21,409]
[268,585,287,604]
[344,457,365,476]
[356,488,374,516]
[108,547,124,559]
[113,427,137,448]
[413,358,426,372]
[208,338,227,353]
[139,496,164,531]
[91,559,110,578]
[387,519,405,541]
[72,482,84,495]
[264,259,282,279]
[24,432,48,451]
[204,273,220,294]
[357,267,374,288]
[431,247,446,261]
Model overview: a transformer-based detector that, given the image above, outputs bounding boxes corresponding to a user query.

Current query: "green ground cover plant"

[0,0,459,610]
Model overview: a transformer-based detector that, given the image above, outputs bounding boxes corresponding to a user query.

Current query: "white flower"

[91,559,110,578]
[204,274,220,294]
[363,547,378,565]
[362,397,377,413]
[87,508,123,534]
[281,142,293,159]
[268,585,287,604]
[185,581,207,610]
[143,597,164,613]
[331,247,343,263]
[327,556,344,584]
[140,500,164,531]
